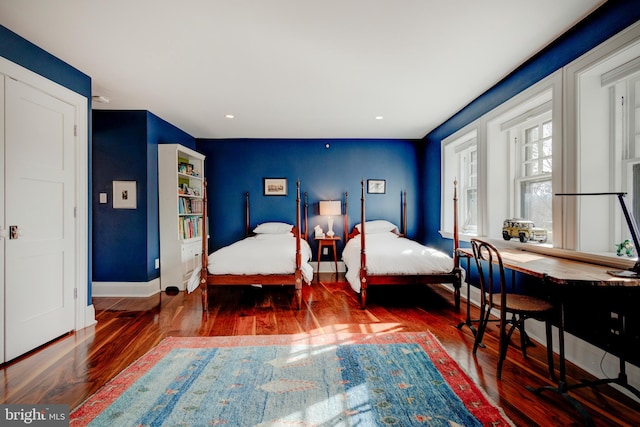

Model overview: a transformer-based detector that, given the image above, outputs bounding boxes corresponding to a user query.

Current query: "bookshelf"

[158,144,206,291]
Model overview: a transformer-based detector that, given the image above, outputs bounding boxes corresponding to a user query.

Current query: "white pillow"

[253,222,294,234]
[355,220,397,234]
[254,232,294,240]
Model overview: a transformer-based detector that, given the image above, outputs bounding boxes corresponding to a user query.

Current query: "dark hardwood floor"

[2,273,639,426]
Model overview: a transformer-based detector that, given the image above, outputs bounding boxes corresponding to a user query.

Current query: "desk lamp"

[319,200,341,237]
[557,192,640,277]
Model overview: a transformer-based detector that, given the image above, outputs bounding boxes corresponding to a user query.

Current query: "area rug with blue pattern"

[71,331,514,426]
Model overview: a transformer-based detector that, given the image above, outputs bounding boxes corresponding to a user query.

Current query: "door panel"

[4,78,75,361]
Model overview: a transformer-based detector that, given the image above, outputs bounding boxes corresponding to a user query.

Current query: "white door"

[3,77,76,361]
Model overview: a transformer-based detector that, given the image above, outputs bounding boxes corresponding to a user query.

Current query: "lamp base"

[327,217,335,237]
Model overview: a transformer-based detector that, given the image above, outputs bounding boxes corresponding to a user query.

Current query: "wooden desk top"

[457,246,640,288]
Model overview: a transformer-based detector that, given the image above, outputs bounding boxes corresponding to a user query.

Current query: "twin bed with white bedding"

[342,180,462,309]
[197,181,312,311]
[207,228,313,283]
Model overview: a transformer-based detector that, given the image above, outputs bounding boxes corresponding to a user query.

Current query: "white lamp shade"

[319,200,341,216]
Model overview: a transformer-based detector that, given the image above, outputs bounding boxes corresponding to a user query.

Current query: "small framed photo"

[113,180,137,209]
[367,179,386,194]
[263,178,287,196]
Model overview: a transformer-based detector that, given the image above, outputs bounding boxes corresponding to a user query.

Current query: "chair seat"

[492,293,554,314]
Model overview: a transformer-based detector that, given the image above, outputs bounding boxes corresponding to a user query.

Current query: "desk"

[457,246,640,425]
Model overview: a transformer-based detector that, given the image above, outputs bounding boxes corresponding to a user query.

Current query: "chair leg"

[518,316,528,359]
[545,318,555,381]
[496,320,510,380]
[473,305,490,354]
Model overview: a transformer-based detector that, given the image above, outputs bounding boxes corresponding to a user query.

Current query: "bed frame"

[199,180,308,311]
[345,179,462,309]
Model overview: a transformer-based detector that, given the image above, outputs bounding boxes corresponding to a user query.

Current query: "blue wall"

[196,139,419,257]
[0,25,91,98]
[422,0,640,251]
[92,110,195,282]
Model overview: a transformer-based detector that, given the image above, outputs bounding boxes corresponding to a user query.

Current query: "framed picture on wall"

[113,180,137,209]
[263,178,287,196]
[367,179,386,194]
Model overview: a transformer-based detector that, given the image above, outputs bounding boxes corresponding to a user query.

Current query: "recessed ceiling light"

[375,116,383,120]
[225,114,235,119]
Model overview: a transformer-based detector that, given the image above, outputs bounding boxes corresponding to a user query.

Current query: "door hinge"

[74,125,77,137]
[74,288,78,299]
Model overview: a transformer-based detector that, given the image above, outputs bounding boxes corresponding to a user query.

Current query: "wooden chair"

[470,238,555,380]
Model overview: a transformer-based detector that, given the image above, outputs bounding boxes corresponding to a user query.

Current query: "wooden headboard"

[344,182,407,241]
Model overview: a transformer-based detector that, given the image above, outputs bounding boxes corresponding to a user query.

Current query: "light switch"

[99,193,107,204]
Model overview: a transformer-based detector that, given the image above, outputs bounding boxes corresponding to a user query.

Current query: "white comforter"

[342,232,454,293]
[207,233,314,284]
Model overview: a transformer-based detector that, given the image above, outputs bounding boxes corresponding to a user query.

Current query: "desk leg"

[456,256,481,343]
[566,313,640,400]
[526,302,595,427]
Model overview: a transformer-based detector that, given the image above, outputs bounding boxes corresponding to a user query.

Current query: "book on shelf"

[178,216,203,239]
[178,197,203,214]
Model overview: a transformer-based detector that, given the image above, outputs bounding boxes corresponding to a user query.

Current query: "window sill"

[440,230,637,270]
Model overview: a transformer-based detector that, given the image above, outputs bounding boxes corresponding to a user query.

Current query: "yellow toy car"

[502,219,548,243]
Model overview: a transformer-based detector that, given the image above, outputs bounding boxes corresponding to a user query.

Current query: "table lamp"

[319,200,341,237]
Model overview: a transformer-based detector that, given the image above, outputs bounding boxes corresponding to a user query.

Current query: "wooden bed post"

[200,179,209,312]
[344,192,349,242]
[401,190,407,236]
[244,192,250,237]
[303,192,308,241]
[359,179,368,309]
[294,180,303,309]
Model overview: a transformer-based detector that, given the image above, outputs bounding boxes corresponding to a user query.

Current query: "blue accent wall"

[0,24,93,302]
[92,110,195,282]
[0,25,91,97]
[196,139,419,258]
[422,0,640,251]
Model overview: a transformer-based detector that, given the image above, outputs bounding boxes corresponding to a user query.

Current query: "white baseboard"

[75,303,96,330]
[92,278,161,297]
[314,261,345,273]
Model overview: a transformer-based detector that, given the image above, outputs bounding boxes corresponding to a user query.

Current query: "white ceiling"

[0,0,603,139]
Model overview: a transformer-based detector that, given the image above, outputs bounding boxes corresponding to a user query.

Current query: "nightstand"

[316,236,341,274]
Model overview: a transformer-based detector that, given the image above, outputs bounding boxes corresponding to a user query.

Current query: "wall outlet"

[323,248,329,255]
[155,258,160,269]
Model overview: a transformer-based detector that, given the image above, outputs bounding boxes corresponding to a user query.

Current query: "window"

[515,116,554,242]
[442,130,477,236]
[566,25,640,256]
